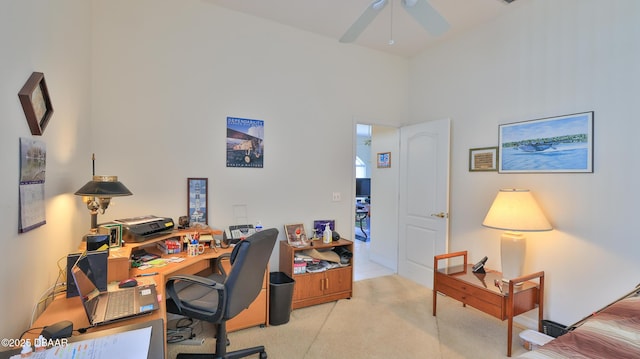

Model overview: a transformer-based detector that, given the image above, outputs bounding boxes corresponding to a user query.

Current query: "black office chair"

[166,228,278,359]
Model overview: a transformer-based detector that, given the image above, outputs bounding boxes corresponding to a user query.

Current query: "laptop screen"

[71,253,102,321]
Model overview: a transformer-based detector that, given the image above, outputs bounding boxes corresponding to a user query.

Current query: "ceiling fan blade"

[401,0,449,36]
[339,0,388,43]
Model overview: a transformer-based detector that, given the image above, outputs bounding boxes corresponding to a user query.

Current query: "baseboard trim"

[368,252,397,272]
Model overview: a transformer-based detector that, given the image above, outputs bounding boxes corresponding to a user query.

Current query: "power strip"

[180,338,205,346]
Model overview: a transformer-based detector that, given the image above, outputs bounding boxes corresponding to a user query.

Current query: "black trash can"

[269,272,295,325]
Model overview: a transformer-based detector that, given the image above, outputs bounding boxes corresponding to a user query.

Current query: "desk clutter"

[293,247,352,274]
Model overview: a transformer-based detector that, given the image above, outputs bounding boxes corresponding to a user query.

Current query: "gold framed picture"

[18,72,54,136]
[469,147,498,172]
[284,223,307,247]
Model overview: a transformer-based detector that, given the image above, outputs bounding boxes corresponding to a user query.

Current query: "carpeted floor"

[167,275,531,358]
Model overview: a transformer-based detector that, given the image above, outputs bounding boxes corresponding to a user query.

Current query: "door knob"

[430,212,448,218]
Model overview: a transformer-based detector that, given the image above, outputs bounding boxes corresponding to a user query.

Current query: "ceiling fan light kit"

[340,0,450,44]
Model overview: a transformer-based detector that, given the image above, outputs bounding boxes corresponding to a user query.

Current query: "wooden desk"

[32,231,269,359]
[433,251,544,357]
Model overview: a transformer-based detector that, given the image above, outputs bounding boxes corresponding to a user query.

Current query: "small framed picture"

[18,72,54,136]
[99,223,123,248]
[469,147,498,172]
[377,152,391,168]
[284,223,307,247]
[188,178,208,225]
[313,220,335,239]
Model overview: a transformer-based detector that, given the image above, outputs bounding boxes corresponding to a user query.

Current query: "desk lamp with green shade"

[482,189,552,283]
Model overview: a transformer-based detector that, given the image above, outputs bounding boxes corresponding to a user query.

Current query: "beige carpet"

[168,275,531,358]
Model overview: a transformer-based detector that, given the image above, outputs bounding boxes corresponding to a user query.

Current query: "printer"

[114,215,175,242]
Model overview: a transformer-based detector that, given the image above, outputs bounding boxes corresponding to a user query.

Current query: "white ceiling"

[203,0,520,58]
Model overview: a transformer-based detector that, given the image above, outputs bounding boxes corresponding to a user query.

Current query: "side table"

[432,251,544,357]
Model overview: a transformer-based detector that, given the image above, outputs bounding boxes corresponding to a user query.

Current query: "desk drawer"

[436,275,504,319]
[436,275,502,306]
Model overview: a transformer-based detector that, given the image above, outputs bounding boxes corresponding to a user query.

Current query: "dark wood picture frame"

[187,178,208,225]
[469,147,498,172]
[18,72,54,136]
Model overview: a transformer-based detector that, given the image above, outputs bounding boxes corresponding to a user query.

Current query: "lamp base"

[500,231,526,284]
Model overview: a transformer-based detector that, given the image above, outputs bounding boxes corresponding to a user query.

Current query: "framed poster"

[226,117,264,168]
[188,178,208,225]
[499,112,594,173]
[469,147,498,172]
[18,72,54,136]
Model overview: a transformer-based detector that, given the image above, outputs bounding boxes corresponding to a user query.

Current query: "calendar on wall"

[19,137,46,233]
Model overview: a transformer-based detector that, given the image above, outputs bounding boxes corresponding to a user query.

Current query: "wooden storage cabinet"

[279,239,353,309]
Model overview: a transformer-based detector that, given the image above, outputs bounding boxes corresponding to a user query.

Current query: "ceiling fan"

[339,0,450,43]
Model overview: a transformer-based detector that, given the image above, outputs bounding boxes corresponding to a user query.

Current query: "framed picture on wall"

[499,111,594,173]
[187,178,208,225]
[469,147,498,172]
[18,72,54,136]
[377,152,391,168]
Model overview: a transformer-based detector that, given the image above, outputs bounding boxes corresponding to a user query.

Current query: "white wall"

[369,125,400,270]
[89,0,408,270]
[409,0,640,326]
[0,0,93,339]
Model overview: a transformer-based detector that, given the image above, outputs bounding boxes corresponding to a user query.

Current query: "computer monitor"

[356,178,371,197]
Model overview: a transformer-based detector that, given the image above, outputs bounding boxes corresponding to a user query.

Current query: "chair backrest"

[223,228,278,319]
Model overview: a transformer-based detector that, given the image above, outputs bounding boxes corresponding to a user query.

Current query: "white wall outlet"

[332,192,342,202]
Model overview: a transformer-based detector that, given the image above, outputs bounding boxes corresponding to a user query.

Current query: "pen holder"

[187,243,205,256]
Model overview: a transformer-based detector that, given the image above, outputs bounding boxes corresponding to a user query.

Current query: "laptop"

[71,253,160,326]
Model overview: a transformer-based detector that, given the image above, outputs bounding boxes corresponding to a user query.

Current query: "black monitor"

[356,178,371,197]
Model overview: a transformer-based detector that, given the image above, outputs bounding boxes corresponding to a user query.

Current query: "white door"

[398,119,450,288]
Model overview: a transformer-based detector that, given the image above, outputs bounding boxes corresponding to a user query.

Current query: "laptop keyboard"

[105,289,135,321]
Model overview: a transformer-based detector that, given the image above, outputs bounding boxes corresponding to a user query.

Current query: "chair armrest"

[215,253,231,277]
[168,274,220,287]
[166,274,226,320]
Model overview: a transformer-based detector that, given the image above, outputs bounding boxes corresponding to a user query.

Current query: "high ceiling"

[204,0,521,58]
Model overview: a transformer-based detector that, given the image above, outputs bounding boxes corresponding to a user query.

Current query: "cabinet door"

[292,274,325,300]
[323,267,352,295]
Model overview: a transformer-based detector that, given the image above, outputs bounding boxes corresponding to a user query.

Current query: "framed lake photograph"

[499,112,594,173]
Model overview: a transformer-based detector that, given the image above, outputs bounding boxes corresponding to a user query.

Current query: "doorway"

[353,123,396,281]
[355,124,371,242]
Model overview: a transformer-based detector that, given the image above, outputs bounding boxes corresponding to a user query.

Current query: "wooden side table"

[432,251,544,357]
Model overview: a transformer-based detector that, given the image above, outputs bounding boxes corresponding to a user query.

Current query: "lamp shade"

[482,189,551,232]
[74,175,132,197]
